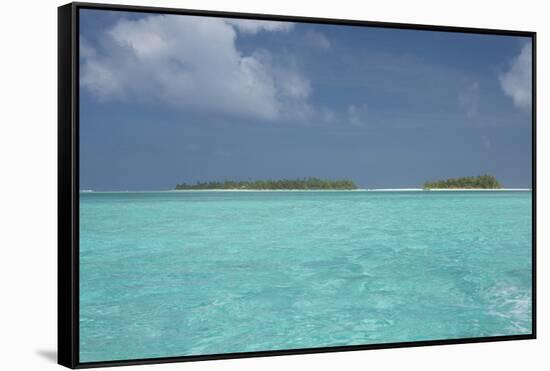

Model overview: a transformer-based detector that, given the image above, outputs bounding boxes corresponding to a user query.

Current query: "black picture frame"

[58,2,537,368]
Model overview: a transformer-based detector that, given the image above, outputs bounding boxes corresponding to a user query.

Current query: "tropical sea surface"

[79,190,532,362]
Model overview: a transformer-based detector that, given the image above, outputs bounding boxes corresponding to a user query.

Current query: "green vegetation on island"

[175,177,357,190]
[423,175,501,189]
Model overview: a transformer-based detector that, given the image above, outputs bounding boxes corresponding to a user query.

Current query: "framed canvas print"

[58,2,536,368]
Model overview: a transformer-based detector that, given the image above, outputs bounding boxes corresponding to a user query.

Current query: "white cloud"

[347,104,367,126]
[458,81,480,118]
[304,30,331,50]
[80,37,96,58]
[320,108,336,124]
[278,70,312,99]
[499,43,532,110]
[224,18,293,34]
[80,14,309,121]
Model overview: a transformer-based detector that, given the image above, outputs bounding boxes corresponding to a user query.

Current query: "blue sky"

[79,9,533,190]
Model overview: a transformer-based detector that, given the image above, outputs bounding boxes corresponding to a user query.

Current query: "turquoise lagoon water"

[79,191,532,362]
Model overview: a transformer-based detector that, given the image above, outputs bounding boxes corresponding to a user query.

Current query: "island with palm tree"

[423,175,501,189]
[175,177,357,190]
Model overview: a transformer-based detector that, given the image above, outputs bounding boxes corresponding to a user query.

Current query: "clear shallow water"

[79,191,532,362]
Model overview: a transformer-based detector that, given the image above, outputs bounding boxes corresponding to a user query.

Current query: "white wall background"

[0,0,546,369]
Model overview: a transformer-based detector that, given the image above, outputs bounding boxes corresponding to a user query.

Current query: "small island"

[175,177,357,190]
[423,175,502,189]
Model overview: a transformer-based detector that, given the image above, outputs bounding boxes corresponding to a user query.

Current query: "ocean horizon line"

[79,188,533,193]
